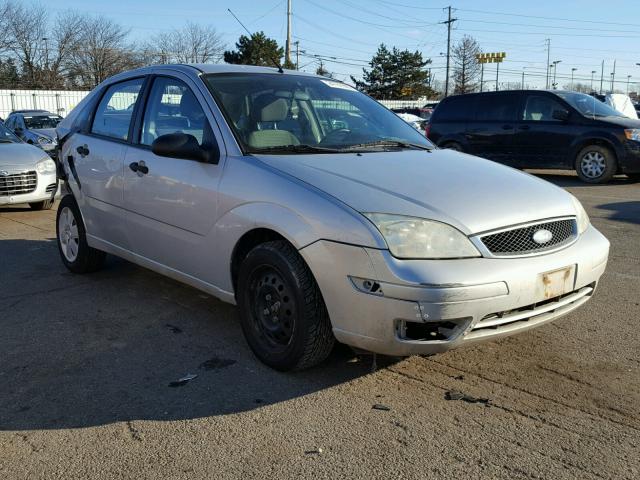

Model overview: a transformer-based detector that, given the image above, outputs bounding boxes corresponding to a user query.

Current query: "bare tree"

[147,22,224,64]
[5,1,48,88]
[65,15,140,88]
[452,35,481,94]
[0,1,14,53]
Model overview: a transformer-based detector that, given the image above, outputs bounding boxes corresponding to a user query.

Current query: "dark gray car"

[4,110,61,158]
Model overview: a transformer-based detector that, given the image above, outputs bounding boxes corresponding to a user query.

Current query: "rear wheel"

[56,195,105,273]
[29,200,54,210]
[575,145,616,183]
[237,240,335,371]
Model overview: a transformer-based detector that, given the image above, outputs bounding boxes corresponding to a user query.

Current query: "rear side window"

[475,93,520,122]
[91,78,144,140]
[432,96,470,122]
[522,95,566,122]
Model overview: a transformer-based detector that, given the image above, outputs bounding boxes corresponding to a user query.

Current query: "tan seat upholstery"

[247,97,300,148]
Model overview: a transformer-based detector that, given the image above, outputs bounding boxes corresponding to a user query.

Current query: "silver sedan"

[55,64,609,371]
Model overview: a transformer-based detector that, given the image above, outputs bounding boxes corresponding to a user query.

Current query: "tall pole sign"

[475,52,506,92]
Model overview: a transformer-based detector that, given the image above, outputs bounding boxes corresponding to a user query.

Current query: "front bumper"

[300,225,609,356]
[0,170,58,206]
[620,140,640,174]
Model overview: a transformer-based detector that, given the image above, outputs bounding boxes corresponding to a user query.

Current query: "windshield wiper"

[341,140,432,152]
[249,144,343,154]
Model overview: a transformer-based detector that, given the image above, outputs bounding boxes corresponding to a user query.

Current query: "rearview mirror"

[151,133,219,164]
[552,109,569,122]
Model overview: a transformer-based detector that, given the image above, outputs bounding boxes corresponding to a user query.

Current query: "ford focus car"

[55,64,609,371]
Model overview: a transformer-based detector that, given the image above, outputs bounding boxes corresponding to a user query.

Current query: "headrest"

[179,91,201,117]
[260,98,289,122]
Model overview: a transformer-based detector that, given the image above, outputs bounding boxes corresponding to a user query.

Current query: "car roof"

[11,109,52,114]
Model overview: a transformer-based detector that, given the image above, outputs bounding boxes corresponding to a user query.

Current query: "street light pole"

[571,68,577,90]
[551,60,561,89]
[590,70,596,92]
[627,75,632,94]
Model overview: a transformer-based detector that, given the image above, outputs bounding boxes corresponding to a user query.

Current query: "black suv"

[427,90,640,183]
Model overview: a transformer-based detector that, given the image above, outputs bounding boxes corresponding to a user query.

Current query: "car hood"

[31,128,57,140]
[593,115,640,128]
[0,142,50,169]
[254,149,576,235]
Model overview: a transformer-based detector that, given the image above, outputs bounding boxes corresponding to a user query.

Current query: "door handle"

[518,125,531,130]
[76,144,89,157]
[129,161,149,175]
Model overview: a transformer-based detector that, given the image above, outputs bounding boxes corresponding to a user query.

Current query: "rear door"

[466,92,521,165]
[123,74,225,277]
[70,77,145,248]
[513,93,574,168]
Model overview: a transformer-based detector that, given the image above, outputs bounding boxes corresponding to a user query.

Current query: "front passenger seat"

[247,97,300,148]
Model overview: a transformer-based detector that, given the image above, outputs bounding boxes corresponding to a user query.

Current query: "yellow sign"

[475,52,507,64]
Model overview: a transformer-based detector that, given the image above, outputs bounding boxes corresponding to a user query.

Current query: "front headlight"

[624,129,640,142]
[364,213,481,259]
[36,158,56,175]
[570,195,590,234]
[37,136,53,145]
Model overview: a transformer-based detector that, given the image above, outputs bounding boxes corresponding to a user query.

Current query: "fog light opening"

[397,319,469,342]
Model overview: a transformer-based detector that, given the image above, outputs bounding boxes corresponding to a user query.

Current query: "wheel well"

[573,138,618,164]
[231,228,289,292]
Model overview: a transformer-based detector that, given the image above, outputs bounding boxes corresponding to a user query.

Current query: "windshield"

[23,114,62,129]
[555,92,624,118]
[203,73,433,153]
[0,122,21,143]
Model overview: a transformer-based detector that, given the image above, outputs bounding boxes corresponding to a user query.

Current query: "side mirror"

[13,126,23,135]
[552,109,569,122]
[151,133,219,164]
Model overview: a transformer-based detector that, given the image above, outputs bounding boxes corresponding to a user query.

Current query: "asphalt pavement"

[0,171,639,479]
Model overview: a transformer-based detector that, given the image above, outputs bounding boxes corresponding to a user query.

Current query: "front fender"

[569,132,623,164]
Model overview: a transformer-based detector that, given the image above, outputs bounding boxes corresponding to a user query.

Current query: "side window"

[433,96,469,122]
[140,77,210,146]
[475,94,519,122]
[523,95,566,122]
[91,78,144,140]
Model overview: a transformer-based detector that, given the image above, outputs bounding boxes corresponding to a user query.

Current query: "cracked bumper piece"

[299,225,609,356]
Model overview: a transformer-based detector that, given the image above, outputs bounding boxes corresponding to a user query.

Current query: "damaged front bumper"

[299,225,609,357]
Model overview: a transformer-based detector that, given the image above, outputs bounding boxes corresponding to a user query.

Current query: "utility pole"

[480,62,484,92]
[600,60,604,94]
[441,6,457,97]
[521,67,525,89]
[495,62,500,91]
[627,75,632,94]
[294,40,299,70]
[545,38,551,89]
[590,70,596,91]
[285,0,292,65]
[571,68,577,90]
[610,59,616,92]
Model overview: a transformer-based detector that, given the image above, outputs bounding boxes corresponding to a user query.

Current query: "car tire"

[29,200,54,210]
[237,240,335,371]
[575,145,616,184]
[56,195,106,274]
[442,142,463,152]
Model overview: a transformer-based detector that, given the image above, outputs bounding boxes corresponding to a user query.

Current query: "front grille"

[480,219,576,256]
[0,171,37,197]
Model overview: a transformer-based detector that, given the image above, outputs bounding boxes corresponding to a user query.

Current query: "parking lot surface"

[1,172,639,479]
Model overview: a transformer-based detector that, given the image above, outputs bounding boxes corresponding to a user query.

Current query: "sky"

[46,0,640,92]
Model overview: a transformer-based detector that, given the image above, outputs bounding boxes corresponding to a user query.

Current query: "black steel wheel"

[237,240,335,371]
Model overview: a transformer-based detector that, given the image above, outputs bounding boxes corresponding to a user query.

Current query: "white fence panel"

[379,99,436,109]
[0,89,90,119]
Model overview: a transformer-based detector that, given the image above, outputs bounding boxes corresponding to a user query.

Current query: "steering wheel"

[320,128,351,145]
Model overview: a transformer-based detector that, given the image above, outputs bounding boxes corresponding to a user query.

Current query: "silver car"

[0,121,58,210]
[4,110,61,158]
[55,64,610,371]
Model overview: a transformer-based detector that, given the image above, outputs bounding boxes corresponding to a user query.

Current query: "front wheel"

[237,240,335,371]
[575,145,616,183]
[29,200,54,210]
[56,195,105,273]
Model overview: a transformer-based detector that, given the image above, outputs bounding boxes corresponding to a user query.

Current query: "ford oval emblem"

[532,229,553,244]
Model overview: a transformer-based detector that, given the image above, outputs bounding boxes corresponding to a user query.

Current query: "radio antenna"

[227,8,284,73]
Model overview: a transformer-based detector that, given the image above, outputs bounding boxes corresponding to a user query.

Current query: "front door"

[123,75,224,278]
[70,77,145,248]
[513,94,574,168]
